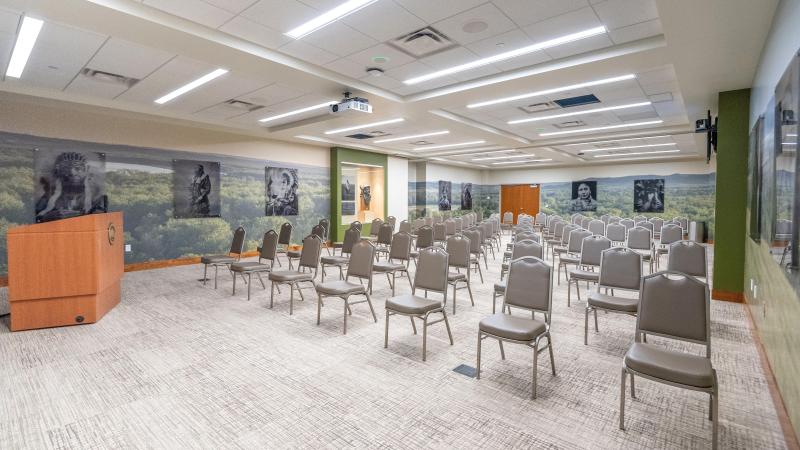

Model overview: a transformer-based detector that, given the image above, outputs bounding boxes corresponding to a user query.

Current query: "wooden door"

[501,184,540,224]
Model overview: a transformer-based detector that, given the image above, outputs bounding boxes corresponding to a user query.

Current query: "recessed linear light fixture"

[155,69,228,104]
[404,26,607,85]
[593,149,680,158]
[472,154,535,161]
[373,130,449,143]
[259,101,337,123]
[430,147,510,157]
[508,101,652,125]
[563,134,672,147]
[412,140,486,151]
[5,16,44,78]
[578,143,676,153]
[467,74,635,109]
[539,120,663,137]
[325,118,405,135]
[492,159,553,165]
[285,0,377,39]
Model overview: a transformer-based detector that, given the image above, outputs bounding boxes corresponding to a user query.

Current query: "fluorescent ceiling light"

[260,101,337,123]
[563,135,672,147]
[453,149,516,157]
[788,134,797,137]
[472,154,535,161]
[593,149,680,158]
[404,26,607,85]
[5,16,44,78]
[325,118,405,135]
[508,101,652,125]
[492,159,553,165]
[784,142,797,146]
[467,74,635,109]
[155,69,228,104]
[540,120,663,137]
[578,143,676,153]
[428,147,508,156]
[285,0,377,39]
[413,140,486,151]
[295,134,334,143]
[373,130,449,143]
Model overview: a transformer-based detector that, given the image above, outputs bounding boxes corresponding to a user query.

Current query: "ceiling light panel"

[5,16,44,78]
[562,135,672,147]
[539,120,663,137]
[373,130,449,143]
[593,149,681,158]
[259,101,336,123]
[412,140,486,151]
[577,143,676,153]
[491,159,553,165]
[154,68,228,104]
[324,118,405,135]
[508,101,652,125]
[467,74,635,108]
[472,154,535,161]
[285,0,377,39]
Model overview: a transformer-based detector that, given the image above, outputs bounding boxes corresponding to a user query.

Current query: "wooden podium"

[6,212,123,331]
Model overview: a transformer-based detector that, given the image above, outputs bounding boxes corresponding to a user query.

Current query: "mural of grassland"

[0,132,329,276]
[408,182,499,219]
[539,173,717,238]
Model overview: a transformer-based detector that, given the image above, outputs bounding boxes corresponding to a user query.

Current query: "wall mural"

[34,149,107,223]
[633,178,665,213]
[461,182,473,210]
[570,181,598,212]
[265,167,299,216]
[438,180,452,211]
[409,182,499,219]
[172,159,220,218]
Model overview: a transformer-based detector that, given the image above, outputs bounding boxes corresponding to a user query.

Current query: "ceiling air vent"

[81,68,139,88]
[615,111,659,122]
[346,131,390,140]
[553,120,587,129]
[553,94,600,108]
[518,101,559,114]
[389,26,456,58]
[222,99,264,113]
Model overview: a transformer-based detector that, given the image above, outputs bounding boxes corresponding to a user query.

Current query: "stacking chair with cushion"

[580,217,592,229]
[585,248,642,345]
[433,215,443,224]
[289,224,325,269]
[444,219,456,237]
[276,222,292,266]
[433,222,447,245]
[372,231,413,295]
[375,222,394,260]
[627,226,654,273]
[386,216,397,231]
[477,256,556,399]
[556,229,593,284]
[504,231,538,262]
[201,226,246,289]
[534,212,547,231]
[649,217,664,239]
[674,216,689,236]
[463,228,485,283]
[321,226,359,281]
[633,215,647,223]
[315,240,378,334]
[331,221,360,253]
[454,217,463,233]
[637,221,655,237]
[655,223,683,269]
[605,223,627,245]
[446,235,475,314]
[384,247,454,361]
[412,218,425,232]
[479,222,496,260]
[600,214,610,224]
[399,220,411,234]
[588,219,605,236]
[620,218,635,232]
[572,214,583,225]
[495,240,543,314]
[411,225,434,264]
[608,216,621,224]
[502,211,514,234]
[667,241,709,282]
[491,218,503,251]
[269,235,322,315]
[367,218,383,241]
[231,230,278,300]
[620,272,717,449]
[567,235,611,306]
[550,224,577,264]
[424,217,434,227]
[318,218,331,255]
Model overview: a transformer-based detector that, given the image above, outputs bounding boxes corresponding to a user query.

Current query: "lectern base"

[9,281,121,332]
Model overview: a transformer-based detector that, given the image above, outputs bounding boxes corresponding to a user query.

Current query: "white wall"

[387,156,408,222]
[425,162,485,184]
[485,159,714,184]
[750,0,800,127]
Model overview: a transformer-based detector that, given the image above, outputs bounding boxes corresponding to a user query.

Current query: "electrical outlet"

[125,244,132,252]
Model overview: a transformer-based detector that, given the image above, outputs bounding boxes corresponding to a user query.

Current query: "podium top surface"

[7,212,123,234]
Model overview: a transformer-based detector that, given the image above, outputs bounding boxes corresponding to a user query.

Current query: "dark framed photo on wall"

[570,181,597,212]
[34,149,107,223]
[438,180,452,211]
[172,159,221,219]
[461,183,473,210]
[266,166,299,216]
[634,179,665,213]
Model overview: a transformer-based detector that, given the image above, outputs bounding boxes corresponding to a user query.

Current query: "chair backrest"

[667,241,708,278]
[626,226,651,250]
[567,229,593,253]
[444,219,456,235]
[608,216,621,224]
[433,215,443,224]
[633,215,647,223]
[446,235,471,269]
[560,224,579,244]
[318,218,330,239]
[620,218,635,231]
[230,226,246,255]
[413,247,449,295]
[350,221,363,233]
[598,247,642,290]
[386,216,396,231]
[476,210,483,221]
[370,218,383,236]
[605,223,626,242]
[535,212,547,225]
[579,235,611,266]
[549,220,564,238]
[454,217,463,233]
[389,231,413,261]
[511,239,543,259]
[341,226,360,255]
[515,231,539,243]
[580,217,592,229]
[480,222,493,242]
[572,214,583,225]
[659,224,682,245]
[675,217,689,232]
[347,240,376,280]
[503,211,514,224]
[637,221,654,234]
[463,229,482,254]
[504,256,552,319]
[259,230,279,263]
[399,220,411,233]
[649,217,664,233]
[278,222,292,245]
[416,225,434,249]
[299,235,322,269]
[413,218,425,230]
[636,272,710,355]
[600,214,610,224]
[311,224,326,241]
[588,219,605,235]
[424,217,434,226]
[376,222,393,245]
[433,222,447,241]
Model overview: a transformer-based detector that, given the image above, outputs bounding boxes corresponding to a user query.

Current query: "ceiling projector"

[330,92,372,115]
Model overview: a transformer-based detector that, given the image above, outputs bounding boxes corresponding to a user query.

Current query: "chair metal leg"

[566,279,571,306]
[214,265,218,289]
[343,298,348,335]
[548,333,556,375]
[365,293,377,322]
[422,315,428,361]
[316,293,323,325]
[410,317,417,334]
[712,373,719,450]
[384,310,390,348]
[584,307,590,345]
[247,274,252,301]
[594,309,599,331]
[630,373,636,398]
[493,290,498,314]
[476,332,482,380]
[466,280,474,306]
[452,282,457,315]
[442,310,454,345]
[289,282,295,315]
[576,280,581,302]
[498,341,505,360]
[203,265,208,285]
[532,341,539,399]
[269,282,275,309]
[619,367,627,430]
[232,272,237,295]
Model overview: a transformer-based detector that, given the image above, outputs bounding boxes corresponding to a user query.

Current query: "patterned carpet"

[0,237,787,449]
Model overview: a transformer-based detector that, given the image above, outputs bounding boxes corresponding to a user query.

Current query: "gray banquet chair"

[268,235,322,315]
[444,219,456,237]
[567,235,611,306]
[605,223,627,245]
[315,240,378,334]
[556,229,593,284]
[375,222,394,260]
[410,225,434,264]
[201,226,245,289]
[231,230,278,300]
[276,222,292,266]
[655,223,683,268]
[288,224,325,269]
[502,211,514,234]
[384,246,454,361]
[551,224,578,265]
[649,217,664,239]
[620,218,635,232]
[372,231,413,295]
[433,222,447,245]
[386,215,396,231]
[446,234,475,314]
[399,220,411,234]
[667,241,709,281]
[318,218,331,255]
[620,271,717,449]
[321,225,359,281]
[585,248,642,345]
[367,218,383,241]
[626,226,654,273]
[463,228,485,283]
[495,239,543,314]
[588,219,605,236]
[477,256,556,399]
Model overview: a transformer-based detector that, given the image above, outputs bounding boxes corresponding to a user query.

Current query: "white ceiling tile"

[202,0,258,14]
[635,65,676,85]
[230,93,336,126]
[218,16,290,48]
[64,74,130,99]
[0,32,14,74]
[300,21,377,57]
[359,73,406,92]
[543,34,613,59]
[451,64,500,81]
[238,83,309,106]
[326,57,372,79]
[466,28,552,71]
[240,0,317,33]
[0,7,19,34]
[591,0,659,30]
[143,0,235,28]
[394,0,488,23]
[342,0,426,42]
[491,0,589,28]
[164,72,265,113]
[278,40,338,64]
[420,46,478,69]
[346,43,416,70]
[84,38,174,80]
[641,80,679,96]
[608,18,661,44]
[523,6,602,42]
[116,56,217,103]
[433,3,517,45]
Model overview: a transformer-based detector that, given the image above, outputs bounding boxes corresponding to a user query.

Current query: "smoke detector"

[365,67,384,77]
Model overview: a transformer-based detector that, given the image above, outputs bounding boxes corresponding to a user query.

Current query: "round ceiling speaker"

[462,20,488,34]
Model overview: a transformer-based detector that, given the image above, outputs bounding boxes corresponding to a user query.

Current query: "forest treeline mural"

[409,181,499,219]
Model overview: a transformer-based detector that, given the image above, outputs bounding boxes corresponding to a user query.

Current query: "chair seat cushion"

[321,255,349,265]
[268,270,313,282]
[552,246,567,254]
[479,313,546,341]
[448,272,466,282]
[624,342,714,388]
[493,281,506,293]
[630,248,651,260]
[568,269,599,281]
[559,255,580,265]
[287,250,301,258]
[373,261,406,272]
[409,251,419,258]
[230,262,271,272]
[385,294,441,315]
[201,255,235,264]
[315,280,365,296]
[587,292,638,312]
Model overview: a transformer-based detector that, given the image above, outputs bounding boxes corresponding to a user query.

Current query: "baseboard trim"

[711,289,744,302]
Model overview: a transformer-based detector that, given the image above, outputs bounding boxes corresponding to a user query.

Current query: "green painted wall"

[713,89,750,295]
[329,147,388,242]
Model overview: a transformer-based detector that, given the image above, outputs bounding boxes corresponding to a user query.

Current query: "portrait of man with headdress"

[173,159,221,218]
[266,166,299,216]
[34,150,107,223]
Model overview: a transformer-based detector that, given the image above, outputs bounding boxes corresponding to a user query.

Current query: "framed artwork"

[172,159,221,219]
[34,149,107,223]
[461,183,473,210]
[633,179,665,213]
[266,166,299,216]
[570,181,597,212]
[438,180,452,211]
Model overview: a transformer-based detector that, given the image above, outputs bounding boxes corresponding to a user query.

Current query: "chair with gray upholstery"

[384,246,454,361]
[268,235,322,315]
[411,225,434,264]
[276,222,292,266]
[626,226,654,273]
[495,240,543,314]
[288,224,325,269]
[231,230,278,300]
[480,221,496,260]
[600,214,610,224]
[424,217,434,227]
[315,240,378,334]
[588,219,605,236]
[648,217,664,239]
[446,235,475,314]
[608,215,621,224]
[620,218,635,232]
[572,214,583,225]
[444,219,456,238]
[556,229,593,284]
[375,222,394,260]
[633,215,647,223]
[655,223,683,268]
[585,248,642,345]
[580,217,592,229]
[667,241,708,281]
[620,271,717,449]
[605,223,627,245]
[567,235,611,306]
[477,256,555,399]
[433,222,447,245]
[502,211,514,234]
[550,224,578,264]
[637,220,655,237]
[372,231,413,295]
[463,228,485,283]
[321,226,359,281]
[318,218,331,255]
[674,216,689,236]
[454,217,463,233]
[386,216,396,231]
[399,220,411,234]
[201,226,246,289]
[367,218,383,241]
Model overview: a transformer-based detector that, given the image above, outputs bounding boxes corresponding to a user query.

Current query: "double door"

[501,184,540,224]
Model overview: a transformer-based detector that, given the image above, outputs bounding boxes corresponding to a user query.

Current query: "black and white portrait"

[342,173,355,201]
[342,201,355,216]
[438,180,452,211]
[634,179,665,213]
[266,166,299,216]
[461,183,473,210]
[570,181,598,212]
[173,160,220,218]
[360,185,372,210]
[34,149,107,223]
